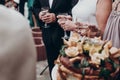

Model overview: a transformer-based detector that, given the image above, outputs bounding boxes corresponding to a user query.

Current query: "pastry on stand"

[52,32,120,80]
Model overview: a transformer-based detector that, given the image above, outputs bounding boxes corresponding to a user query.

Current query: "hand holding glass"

[41,7,50,28]
[58,13,69,39]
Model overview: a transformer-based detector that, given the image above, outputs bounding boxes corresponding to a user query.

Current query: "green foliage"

[73,58,89,69]
[99,68,111,79]
[73,61,81,68]
[83,50,89,57]
[60,45,67,56]
[106,58,117,70]
[82,68,85,76]
[100,59,105,67]
[113,62,119,69]
[80,58,89,67]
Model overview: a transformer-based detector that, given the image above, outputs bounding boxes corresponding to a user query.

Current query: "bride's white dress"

[72,0,98,26]
[52,0,98,80]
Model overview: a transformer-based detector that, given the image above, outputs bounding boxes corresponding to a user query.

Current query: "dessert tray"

[53,32,120,80]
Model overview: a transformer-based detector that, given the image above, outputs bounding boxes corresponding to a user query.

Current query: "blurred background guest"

[0,5,36,80]
[103,0,120,48]
[27,0,35,27]
[5,0,19,10]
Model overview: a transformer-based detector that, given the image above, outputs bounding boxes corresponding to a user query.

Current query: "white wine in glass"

[41,7,50,28]
[58,13,69,39]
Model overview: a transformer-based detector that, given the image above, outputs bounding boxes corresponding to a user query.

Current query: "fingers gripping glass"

[41,7,50,28]
[58,13,69,39]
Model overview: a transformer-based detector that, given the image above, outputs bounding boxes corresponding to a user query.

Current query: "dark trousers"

[41,26,64,78]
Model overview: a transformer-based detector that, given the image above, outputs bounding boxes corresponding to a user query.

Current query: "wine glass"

[74,16,88,37]
[58,13,69,39]
[41,7,50,28]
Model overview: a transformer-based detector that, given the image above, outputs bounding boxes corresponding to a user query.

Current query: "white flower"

[65,47,79,57]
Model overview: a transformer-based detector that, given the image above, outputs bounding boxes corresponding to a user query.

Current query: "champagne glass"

[58,13,69,39]
[74,16,88,37]
[41,7,50,28]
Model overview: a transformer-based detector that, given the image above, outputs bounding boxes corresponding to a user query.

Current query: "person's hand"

[39,12,56,23]
[60,20,78,31]
[57,15,73,30]
[57,15,72,20]
[57,17,66,29]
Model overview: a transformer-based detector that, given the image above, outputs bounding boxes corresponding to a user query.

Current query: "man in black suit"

[33,0,77,77]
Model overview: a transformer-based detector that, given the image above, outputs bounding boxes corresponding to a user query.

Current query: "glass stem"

[64,31,68,38]
[45,23,47,27]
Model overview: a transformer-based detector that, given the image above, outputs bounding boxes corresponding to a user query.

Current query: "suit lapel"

[51,0,57,9]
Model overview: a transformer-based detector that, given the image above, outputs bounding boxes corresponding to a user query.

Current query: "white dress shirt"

[49,0,53,8]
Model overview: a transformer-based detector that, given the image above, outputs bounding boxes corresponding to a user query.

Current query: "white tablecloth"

[52,65,58,80]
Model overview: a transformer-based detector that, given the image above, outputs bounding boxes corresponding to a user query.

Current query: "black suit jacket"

[33,0,74,28]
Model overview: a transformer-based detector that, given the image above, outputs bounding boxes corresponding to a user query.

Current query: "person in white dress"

[0,5,36,80]
[58,0,112,36]
[52,0,112,80]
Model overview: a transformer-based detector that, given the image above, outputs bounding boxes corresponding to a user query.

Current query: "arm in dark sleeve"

[67,0,73,16]
[72,0,78,7]
[32,0,41,19]
[68,0,78,16]
[32,0,45,27]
